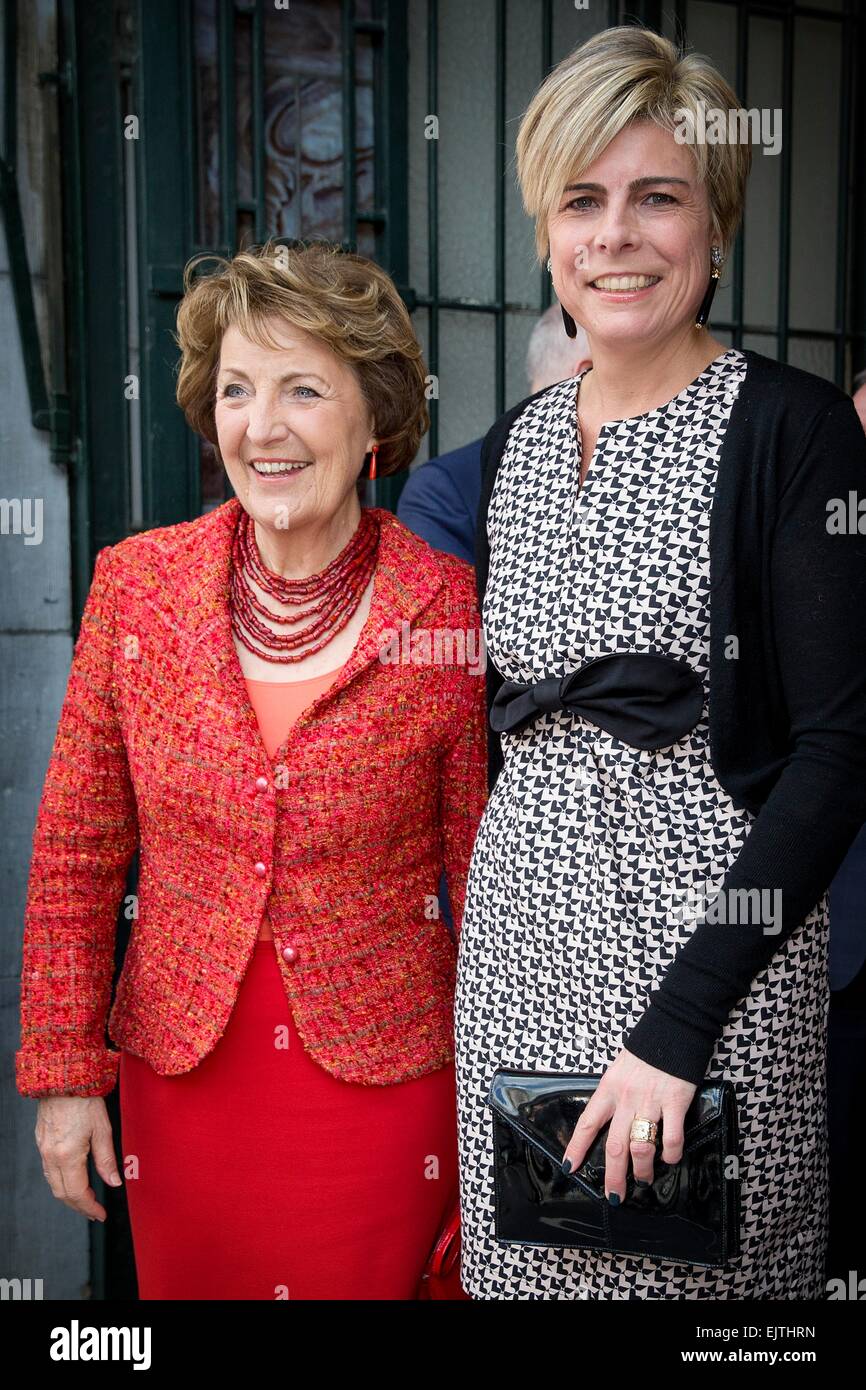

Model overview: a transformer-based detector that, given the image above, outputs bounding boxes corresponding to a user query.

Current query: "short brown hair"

[174,239,429,477]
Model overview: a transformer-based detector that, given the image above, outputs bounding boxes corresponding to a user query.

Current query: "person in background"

[397,304,591,565]
[826,360,866,1287]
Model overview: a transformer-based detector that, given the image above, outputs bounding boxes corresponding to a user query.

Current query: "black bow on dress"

[489,651,704,751]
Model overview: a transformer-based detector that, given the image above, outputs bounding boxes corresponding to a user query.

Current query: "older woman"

[456,26,866,1299]
[16,240,488,1300]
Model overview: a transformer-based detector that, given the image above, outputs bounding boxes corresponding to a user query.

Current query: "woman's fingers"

[41,1150,106,1220]
[35,1097,111,1221]
[626,1111,661,1188]
[59,1156,107,1222]
[561,1090,616,1176]
[658,1100,686,1166]
[605,1106,649,1202]
[621,1096,689,1193]
[558,1056,696,1203]
[90,1118,124,1192]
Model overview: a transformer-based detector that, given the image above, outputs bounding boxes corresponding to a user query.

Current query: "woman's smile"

[248,457,314,479]
[587,273,663,302]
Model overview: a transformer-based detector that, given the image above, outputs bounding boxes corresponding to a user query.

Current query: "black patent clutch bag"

[487,1069,741,1269]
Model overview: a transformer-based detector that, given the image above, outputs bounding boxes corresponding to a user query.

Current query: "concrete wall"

[1,0,89,1300]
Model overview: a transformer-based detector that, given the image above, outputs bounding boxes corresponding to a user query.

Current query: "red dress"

[120,667,460,1300]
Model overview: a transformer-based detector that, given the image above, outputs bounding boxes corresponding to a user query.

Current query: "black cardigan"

[474,348,866,1085]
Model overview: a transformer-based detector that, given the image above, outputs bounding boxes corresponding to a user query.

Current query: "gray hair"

[526,302,589,386]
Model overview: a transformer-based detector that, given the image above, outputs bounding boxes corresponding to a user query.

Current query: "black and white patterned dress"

[455,349,830,1299]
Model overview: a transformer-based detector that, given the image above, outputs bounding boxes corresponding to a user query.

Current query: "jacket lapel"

[160,496,448,767]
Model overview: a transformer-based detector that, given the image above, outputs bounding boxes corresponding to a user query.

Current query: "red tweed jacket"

[16,498,488,1098]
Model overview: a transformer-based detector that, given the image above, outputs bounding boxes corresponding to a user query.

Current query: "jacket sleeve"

[16,545,140,1098]
[624,395,866,1084]
[438,584,489,941]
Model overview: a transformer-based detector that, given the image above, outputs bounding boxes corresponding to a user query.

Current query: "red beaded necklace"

[229,506,380,663]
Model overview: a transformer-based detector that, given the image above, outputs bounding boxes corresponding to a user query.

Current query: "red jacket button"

[281,945,298,964]
[255,776,269,792]
[254,861,267,877]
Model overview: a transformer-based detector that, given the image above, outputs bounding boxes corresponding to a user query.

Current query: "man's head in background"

[853,366,866,433]
[526,302,591,393]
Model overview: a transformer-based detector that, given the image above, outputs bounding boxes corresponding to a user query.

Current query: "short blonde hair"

[174,239,429,477]
[515,25,751,266]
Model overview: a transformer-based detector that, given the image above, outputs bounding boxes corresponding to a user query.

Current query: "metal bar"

[427,0,438,459]
[58,0,91,621]
[637,0,663,28]
[732,0,747,348]
[3,0,16,160]
[218,0,236,251]
[852,0,866,382]
[342,0,357,249]
[688,0,862,21]
[494,0,505,417]
[710,322,865,346]
[379,0,409,274]
[834,0,854,385]
[295,72,302,239]
[178,0,201,516]
[0,172,52,425]
[0,0,52,427]
[410,288,865,348]
[370,0,411,514]
[370,0,385,263]
[413,297,537,314]
[355,206,388,224]
[776,6,793,361]
[252,0,265,242]
[122,69,143,530]
[540,0,552,314]
[179,0,196,247]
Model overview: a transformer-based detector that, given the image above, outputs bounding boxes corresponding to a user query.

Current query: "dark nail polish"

[607,1191,621,1206]
[634,1178,651,1188]
[561,1158,572,1174]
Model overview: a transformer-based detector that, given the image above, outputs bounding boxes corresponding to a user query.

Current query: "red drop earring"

[369,443,379,480]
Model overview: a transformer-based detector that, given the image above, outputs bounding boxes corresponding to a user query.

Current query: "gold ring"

[629,1116,659,1146]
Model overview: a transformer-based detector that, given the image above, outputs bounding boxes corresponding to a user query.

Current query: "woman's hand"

[35,1096,123,1222]
[560,1047,697,1202]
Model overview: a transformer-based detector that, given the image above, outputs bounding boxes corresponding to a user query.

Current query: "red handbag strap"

[425,1198,461,1277]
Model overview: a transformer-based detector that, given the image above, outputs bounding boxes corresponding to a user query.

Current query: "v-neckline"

[573,369,597,495]
[573,367,599,513]
[571,348,739,505]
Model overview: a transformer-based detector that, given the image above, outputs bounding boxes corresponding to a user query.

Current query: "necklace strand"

[229,507,380,663]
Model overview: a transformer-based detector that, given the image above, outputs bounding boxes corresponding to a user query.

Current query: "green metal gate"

[10,0,861,1296]
[45,0,866,619]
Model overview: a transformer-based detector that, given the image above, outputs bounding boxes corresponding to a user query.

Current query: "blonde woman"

[17,241,487,1299]
[456,27,866,1299]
